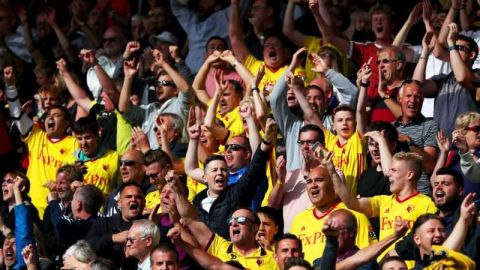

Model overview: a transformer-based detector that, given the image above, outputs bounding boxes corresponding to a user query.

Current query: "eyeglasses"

[376,59,399,65]
[103,37,117,43]
[119,160,138,167]
[454,45,471,52]
[146,171,162,179]
[228,216,254,226]
[465,125,480,132]
[297,140,318,146]
[156,80,176,88]
[126,236,146,244]
[225,144,247,151]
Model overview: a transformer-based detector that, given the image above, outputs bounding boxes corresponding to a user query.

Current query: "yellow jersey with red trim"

[324,130,366,196]
[23,126,77,218]
[215,105,244,141]
[207,234,279,270]
[290,201,377,264]
[369,192,438,259]
[64,149,120,195]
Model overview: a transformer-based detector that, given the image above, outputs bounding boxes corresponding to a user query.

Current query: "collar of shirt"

[227,166,248,185]
[394,114,426,127]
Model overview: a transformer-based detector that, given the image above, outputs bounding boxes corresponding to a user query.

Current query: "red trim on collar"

[395,192,420,203]
[47,134,67,143]
[313,201,340,220]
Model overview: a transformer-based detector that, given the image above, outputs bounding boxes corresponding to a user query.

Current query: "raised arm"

[185,109,206,182]
[437,0,460,47]
[204,70,229,143]
[56,59,92,111]
[153,49,192,94]
[239,104,261,153]
[430,130,451,183]
[229,0,250,64]
[282,0,306,47]
[355,59,373,136]
[323,152,374,217]
[43,8,77,63]
[4,67,33,136]
[309,0,350,55]
[442,193,476,250]
[364,131,393,176]
[192,52,221,108]
[17,5,45,65]
[413,32,439,98]
[119,59,139,113]
[268,155,286,209]
[393,3,422,48]
[251,65,269,127]
[220,50,254,93]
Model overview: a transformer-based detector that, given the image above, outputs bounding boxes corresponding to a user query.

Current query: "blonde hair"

[455,112,480,132]
[393,152,423,179]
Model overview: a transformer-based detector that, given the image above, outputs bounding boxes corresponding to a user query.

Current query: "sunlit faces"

[367,137,381,164]
[150,249,178,270]
[386,159,410,194]
[286,88,298,108]
[145,162,169,191]
[298,130,321,158]
[432,174,463,209]
[155,115,179,143]
[263,36,287,70]
[413,218,446,256]
[118,185,144,221]
[75,131,99,158]
[203,159,228,195]
[156,74,178,103]
[56,171,73,201]
[377,49,402,82]
[463,120,480,150]
[224,136,251,171]
[119,150,144,183]
[219,82,242,116]
[160,184,175,213]
[399,83,423,120]
[200,125,219,150]
[455,39,477,63]
[256,213,279,246]
[332,110,355,139]
[229,209,259,246]
[44,107,70,138]
[274,239,303,270]
[305,87,326,114]
[206,38,228,68]
[305,167,336,207]
[248,0,271,26]
[371,12,393,41]
[2,172,16,203]
[125,224,149,259]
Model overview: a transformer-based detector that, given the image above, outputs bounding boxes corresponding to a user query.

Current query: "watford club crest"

[103,164,109,171]
[256,259,264,266]
[406,205,415,213]
[229,253,237,260]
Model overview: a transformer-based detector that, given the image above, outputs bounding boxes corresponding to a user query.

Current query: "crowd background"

[0,0,480,269]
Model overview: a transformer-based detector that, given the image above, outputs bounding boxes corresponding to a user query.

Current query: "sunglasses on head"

[119,160,137,167]
[228,216,254,226]
[225,144,247,151]
[376,59,398,65]
[156,80,176,88]
[465,125,480,132]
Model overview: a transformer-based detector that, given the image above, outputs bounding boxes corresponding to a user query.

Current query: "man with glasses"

[120,48,194,150]
[414,23,480,136]
[144,149,173,214]
[125,219,161,270]
[393,80,438,195]
[86,182,145,268]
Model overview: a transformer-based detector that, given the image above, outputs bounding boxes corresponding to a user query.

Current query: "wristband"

[360,81,370,88]
[252,87,260,92]
[262,138,272,145]
[448,45,458,51]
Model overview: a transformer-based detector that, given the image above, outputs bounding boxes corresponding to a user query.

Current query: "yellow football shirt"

[64,149,120,195]
[324,130,367,196]
[290,201,377,264]
[207,234,279,270]
[24,126,77,217]
[369,192,438,260]
[244,54,289,92]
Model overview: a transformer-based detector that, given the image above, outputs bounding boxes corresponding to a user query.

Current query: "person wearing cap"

[120,45,194,150]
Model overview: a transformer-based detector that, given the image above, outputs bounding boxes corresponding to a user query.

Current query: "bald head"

[120,149,145,183]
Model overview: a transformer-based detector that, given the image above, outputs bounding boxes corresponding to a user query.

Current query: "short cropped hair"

[72,117,99,136]
[74,185,104,215]
[133,219,161,247]
[393,152,423,180]
[144,149,172,167]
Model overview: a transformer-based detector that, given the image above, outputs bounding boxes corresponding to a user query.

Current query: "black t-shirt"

[357,167,391,197]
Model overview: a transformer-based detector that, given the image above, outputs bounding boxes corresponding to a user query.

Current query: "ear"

[145,236,153,247]
[469,51,477,62]
[406,171,415,182]
[413,233,421,246]
[245,150,252,160]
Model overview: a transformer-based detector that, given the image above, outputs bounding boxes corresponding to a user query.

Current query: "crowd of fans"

[0,0,480,269]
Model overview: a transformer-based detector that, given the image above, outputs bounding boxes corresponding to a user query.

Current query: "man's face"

[298,130,321,158]
[219,82,242,116]
[75,131,99,158]
[160,184,175,213]
[145,162,169,191]
[2,237,16,267]
[102,28,124,58]
[274,239,303,270]
[203,160,229,195]
[399,83,423,121]
[333,110,355,139]
[229,209,258,246]
[455,39,477,64]
[120,151,144,183]
[413,219,446,255]
[156,74,177,103]
[286,88,298,108]
[200,125,218,150]
[2,173,16,203]
[248,0,271,26]
[151,250,178,270]
[206,38,227,58]
[433,174,463,209]
[263,37,286,70]
[367,137,381,164]
[145,7,167,33]
[125,224,150,260]
[386,159,409,194]
[44,108,69,138]
[305,88,326,114]
[56,172,73,201]
[328,211,356,250]
[381,260,407,270]
[256,213,279,246]
[118,186,144,221]
[378,49,402,82]
[224,137,251,171]
[156,115,179,143]
[306,167,335,207]
[371,12,393,41]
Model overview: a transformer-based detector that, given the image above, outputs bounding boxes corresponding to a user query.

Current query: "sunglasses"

[376,59,398,65]
[228,216,254,226]
[119,160,138,167]
[297,140,318,146]
[156,80,176,88]
[465,125,480,132]
[454,45,471,52]
[225,144,247,151]
[2,178,15,184]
